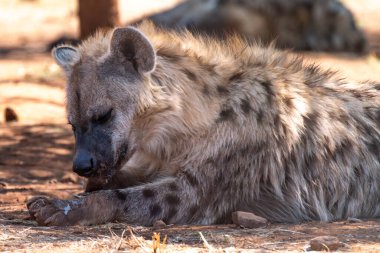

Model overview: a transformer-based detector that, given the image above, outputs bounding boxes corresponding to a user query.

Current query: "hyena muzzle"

[27,22,380,226]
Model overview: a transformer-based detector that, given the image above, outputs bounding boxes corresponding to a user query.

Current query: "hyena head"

[52,27,156,178]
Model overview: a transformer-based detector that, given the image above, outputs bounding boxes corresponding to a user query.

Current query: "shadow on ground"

[0,123,74,183]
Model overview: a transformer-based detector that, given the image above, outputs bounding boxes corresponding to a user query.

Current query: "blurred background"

[0,1,380,250]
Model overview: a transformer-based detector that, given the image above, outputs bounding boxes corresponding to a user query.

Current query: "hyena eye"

[93,108,113,124]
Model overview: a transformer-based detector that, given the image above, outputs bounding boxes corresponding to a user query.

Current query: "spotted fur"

[27,21,379,226]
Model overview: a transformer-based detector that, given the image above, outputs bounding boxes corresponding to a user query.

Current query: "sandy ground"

[0,0,380,252]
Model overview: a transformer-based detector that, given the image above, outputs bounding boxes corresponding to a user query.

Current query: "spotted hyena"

[27,22,380,226]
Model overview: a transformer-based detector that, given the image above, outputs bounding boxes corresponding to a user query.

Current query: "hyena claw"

[27,196,82,226]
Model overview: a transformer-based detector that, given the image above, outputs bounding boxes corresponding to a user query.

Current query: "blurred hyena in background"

[146,0,367,52]
[27,21,379,226]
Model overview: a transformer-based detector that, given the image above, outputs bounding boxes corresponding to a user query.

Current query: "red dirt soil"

[0,0,380,252]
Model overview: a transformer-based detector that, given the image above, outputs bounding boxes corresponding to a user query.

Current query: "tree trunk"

[78,0,120,39]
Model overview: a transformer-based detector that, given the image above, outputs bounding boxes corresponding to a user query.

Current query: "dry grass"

[1,220,380,252]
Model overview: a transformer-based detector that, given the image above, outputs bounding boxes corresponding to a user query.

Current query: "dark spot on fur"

[149,204,162,217]
[166,207,178,222]
[217,85,229,95]
[165,194,180,206]
[362,124,373,135]
[240,142,265,156]
[371,107,380,122]
[348,180,357,196]
[376,110,380,123]
[350,90,363,99]
[113,143,129,172]
[204,63,216,73]
[280,122,288,136]
[324,142,333,157]
[218,107,235,122]
[284,96,293,108]
[168,182,179,192]
[123,205,129,214]
[338,112,350,125]
[330,201,339,214]
[240,98,252,114]
[240,145,250,156]
[273,114,287,136]
[224,153,234,163]
[256,109,264,122]
[303,111,319,128]
[221,180,233,193]
[202,85,210,96]
[374,83,380,90]
[215,170,224,183]
[304,153,320,176]
[229,72,243,81]
[304,66,324,87]
[353,166,361,178]
[115,190,127,201]
[261,81,275,104]
[205,157,216,166]
[188,205,198,220]
[233,165,244,177]
[365,139,379,157]
[142,189,155,198]
[333,139,351,164]
[182,170,198,186]
[273,114,281,128]
[184,69,197,81]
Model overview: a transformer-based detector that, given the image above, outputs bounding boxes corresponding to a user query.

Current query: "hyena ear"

[52,46,80,73]
[110,27,156,73]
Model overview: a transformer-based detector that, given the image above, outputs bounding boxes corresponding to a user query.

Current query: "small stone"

[231,211,268,228]
[48,179,58,184]
[153,220,166,228]
[309,236,343,251]
[347,217,362,223]
[4,107,18,122]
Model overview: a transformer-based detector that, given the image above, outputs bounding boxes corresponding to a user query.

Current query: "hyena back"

[27,22,380,226]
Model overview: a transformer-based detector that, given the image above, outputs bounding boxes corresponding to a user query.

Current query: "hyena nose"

[73,149,96,177]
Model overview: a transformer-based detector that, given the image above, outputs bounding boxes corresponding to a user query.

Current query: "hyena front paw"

[27,196,83,226]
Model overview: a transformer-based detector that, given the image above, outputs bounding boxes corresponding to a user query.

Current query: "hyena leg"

[27,171,213,226]
[27,193,118,226]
